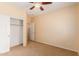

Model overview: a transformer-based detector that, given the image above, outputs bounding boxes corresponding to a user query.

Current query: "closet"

[10,17,23,47]
[0,15,23,53]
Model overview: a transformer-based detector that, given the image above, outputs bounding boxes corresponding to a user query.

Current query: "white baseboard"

[35,40,78,53]
[0,49,10,54]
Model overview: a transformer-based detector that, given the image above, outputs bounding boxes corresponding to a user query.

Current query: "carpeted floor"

[0,41,78,56]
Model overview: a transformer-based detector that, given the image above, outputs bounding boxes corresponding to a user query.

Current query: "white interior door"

[10,18,23,47]
[29,23,35,41]
[0,15,10,53]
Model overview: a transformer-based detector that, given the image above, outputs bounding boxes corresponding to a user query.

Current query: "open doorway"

[28,22,35,41]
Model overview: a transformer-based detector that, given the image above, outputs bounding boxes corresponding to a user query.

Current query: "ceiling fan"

[29,2,52,11]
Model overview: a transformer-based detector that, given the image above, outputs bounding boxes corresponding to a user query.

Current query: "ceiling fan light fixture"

[29,2,52,11]
[34,3,41,7]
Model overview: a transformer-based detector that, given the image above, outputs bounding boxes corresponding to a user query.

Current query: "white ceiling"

[4,2,77,16]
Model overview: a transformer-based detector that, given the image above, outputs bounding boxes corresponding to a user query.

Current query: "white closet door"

[0,15,10,53]
[10,18,23,47]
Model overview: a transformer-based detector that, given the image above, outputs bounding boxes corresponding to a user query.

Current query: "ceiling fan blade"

[40,6,44,11]
[30,6,35,10]
[42,2,52,5]
[29,2,34,3]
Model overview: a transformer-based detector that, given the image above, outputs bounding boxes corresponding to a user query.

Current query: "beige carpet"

[0,41,78,56]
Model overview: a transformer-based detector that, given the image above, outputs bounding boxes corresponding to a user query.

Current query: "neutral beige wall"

[0,3,27,47]
[33,5,78,52]
[74,4,79,53]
